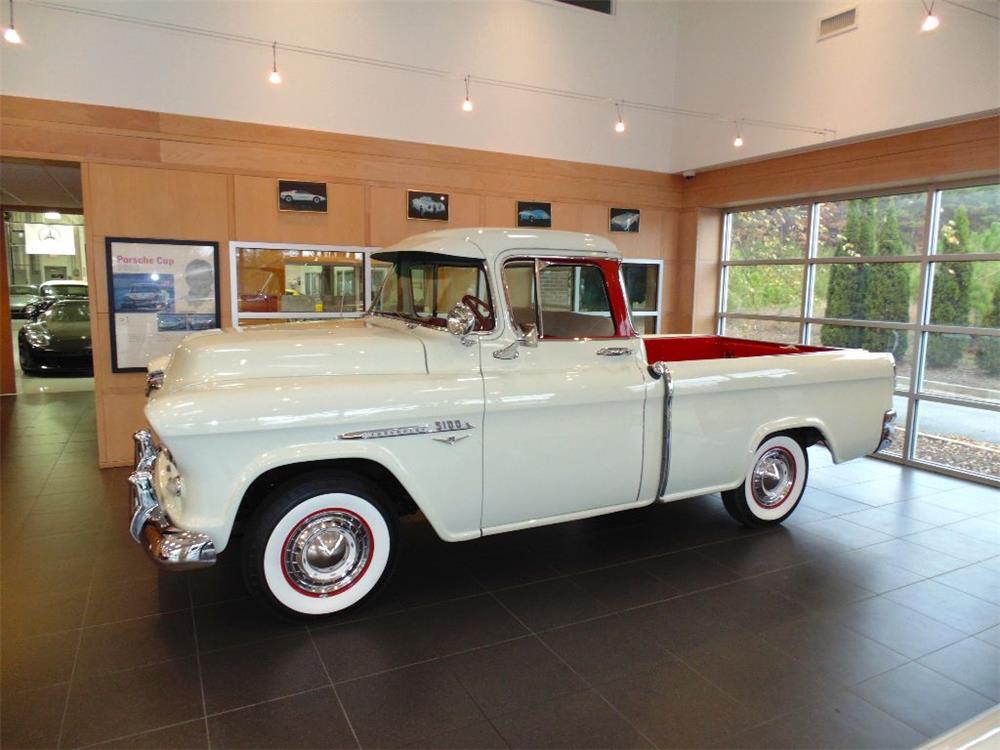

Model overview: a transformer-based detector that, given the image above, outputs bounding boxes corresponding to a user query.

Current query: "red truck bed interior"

[643,335,831,364]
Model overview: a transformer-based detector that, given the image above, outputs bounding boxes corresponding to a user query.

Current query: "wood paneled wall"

[0,96,682,466]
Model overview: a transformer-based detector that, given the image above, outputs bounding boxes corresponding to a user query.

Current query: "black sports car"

[18,299,94,376]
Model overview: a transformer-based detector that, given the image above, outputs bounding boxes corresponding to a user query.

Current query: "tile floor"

[2,391,998,749]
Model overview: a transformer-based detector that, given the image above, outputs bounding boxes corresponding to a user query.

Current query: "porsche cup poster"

[106,238,221,372]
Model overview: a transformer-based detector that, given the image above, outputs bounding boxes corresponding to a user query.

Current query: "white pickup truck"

[129,228,896,618]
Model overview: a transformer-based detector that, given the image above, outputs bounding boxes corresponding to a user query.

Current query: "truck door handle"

[596,347,633,357]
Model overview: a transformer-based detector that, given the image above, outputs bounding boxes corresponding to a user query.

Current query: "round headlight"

[25,328,51,347]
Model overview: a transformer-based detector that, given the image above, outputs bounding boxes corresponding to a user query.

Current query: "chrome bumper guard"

[877,409,897,452]
[128,430,216,570]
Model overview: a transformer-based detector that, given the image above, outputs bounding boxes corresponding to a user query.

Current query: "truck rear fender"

[745,418,837,474]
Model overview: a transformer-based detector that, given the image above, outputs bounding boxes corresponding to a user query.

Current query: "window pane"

[817,193,927,258]
[632,315,658,335]
[812,263,919,322]
[914,400,1000,480]
[623,263,659,313]
[937,184,1000,255]
[810,324,913,390]
[922,333,1000,406]
[880,395,910,457]
[728,206,808,260]
[538,264,615,338]
[236,248,365,314]
[725,264,803,316]
[928,260,1000,329]
[723,317,800,343]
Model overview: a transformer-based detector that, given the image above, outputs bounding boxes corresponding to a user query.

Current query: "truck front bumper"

[128,430,216,570]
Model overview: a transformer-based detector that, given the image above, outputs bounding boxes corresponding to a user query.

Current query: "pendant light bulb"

[4,0,21,43]
[614,102,625,134]
[921,0,939,31]
[268,41,282,84]
[733,120,744,148]
[462,75,473,112]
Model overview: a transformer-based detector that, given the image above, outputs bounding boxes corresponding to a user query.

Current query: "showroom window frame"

[229,241,380,326]
[622,258,664,334]
[717,177,1000,487]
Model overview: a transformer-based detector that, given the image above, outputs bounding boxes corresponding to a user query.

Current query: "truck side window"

[503,260,616,339]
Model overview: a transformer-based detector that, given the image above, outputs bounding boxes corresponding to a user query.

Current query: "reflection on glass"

[623,263,659,312]
[728,206,809,260]
[723,317,800,344]
[810,325,913,389]
[922,333,1000,406]
[812,263,919,323]
[725,265,802,316]
[914,400,1000,480]
[817,193,927,257]
[936,184,1000,255]
[632,315,658,335]
[236,248,365,314]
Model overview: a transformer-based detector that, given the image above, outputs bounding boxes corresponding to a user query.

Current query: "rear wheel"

[721,433,808,528]
[243,471,397,619]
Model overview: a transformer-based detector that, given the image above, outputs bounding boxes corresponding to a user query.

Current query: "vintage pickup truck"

[129,228,896,617]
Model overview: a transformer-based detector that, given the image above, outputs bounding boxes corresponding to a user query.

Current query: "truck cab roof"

[382,228,621,262]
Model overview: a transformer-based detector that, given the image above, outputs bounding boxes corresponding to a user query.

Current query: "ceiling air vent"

[818,7,858,41]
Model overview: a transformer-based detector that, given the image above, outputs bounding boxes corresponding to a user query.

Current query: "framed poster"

[610,207,640,233]
[106,238,221,372]
[516,201,552,228]
[407,190,449,221]
[278,180,328,212]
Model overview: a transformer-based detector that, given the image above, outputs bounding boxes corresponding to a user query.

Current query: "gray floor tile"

[918,637,1000,701]
[834,596,966,659]
[883,579,1000,634]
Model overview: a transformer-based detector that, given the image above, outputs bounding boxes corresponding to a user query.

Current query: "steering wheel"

[462,294,493,330]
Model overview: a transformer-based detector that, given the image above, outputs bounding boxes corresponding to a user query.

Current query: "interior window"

[503,260,616,339]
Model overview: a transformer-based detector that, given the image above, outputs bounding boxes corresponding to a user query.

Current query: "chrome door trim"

[648,361,673,499]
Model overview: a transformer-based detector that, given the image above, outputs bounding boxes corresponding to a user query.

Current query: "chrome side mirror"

[446,302,476,340]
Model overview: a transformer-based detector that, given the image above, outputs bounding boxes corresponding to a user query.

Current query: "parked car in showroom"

[18,298,93,375]
[8,284,39,318]
[22,279,89,320]
[280,188,326,205]
[120,283,170,311]
[128,229,895,618]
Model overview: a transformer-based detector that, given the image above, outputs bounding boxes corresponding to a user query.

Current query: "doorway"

[1,159,93,395]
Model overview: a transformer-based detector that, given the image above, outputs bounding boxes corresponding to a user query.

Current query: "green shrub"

[927,207,974,367]
[975,283,1000,375]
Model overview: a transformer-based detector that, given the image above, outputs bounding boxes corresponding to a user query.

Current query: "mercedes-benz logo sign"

[38,226,61,241]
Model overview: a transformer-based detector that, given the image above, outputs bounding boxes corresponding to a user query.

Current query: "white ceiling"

[0,161,83,209]
[0,1,996,173]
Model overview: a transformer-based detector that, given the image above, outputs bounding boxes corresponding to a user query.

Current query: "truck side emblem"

[432,435,469,445]
[339,420,475,440]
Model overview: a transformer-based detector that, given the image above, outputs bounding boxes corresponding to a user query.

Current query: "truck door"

[480,256,647,531]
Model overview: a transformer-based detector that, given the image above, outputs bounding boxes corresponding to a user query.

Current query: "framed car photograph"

[105,237,221,372]
[610,207,641,233]
[407,190,449,221]
[278,180,328,213]
[516,201,552,228]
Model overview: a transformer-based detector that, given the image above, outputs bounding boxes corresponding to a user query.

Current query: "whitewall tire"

[721,434,808,528]
[244,472,397,619]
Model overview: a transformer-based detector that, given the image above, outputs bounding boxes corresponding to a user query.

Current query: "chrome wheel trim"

[750,447,796,509]
[282,510,372,596]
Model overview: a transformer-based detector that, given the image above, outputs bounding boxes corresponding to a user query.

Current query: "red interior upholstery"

[643,335,831,364]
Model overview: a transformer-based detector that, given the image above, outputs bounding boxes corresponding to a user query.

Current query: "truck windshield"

[370,252,494,331]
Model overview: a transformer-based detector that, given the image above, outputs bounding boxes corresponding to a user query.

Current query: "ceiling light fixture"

[462,75,473,112]
[614,101,625,134]
[733,120,744,148]
[4,0,22,43]
[43,211,62,220]
[268,41,282,84]
[921,0,940,31]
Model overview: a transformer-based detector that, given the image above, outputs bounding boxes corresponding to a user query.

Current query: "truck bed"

[643,335,831,364]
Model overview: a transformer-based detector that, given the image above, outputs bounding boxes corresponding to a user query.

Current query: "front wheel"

[721,433,808,528]
[243,471,397,619]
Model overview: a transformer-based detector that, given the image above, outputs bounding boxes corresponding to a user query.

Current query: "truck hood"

[161,318,427,389]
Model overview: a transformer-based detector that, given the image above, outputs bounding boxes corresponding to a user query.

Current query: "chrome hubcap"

[751,448,796,508]
[283,511,371,596]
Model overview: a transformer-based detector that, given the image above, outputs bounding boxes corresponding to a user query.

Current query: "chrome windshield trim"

[339,419,475,440]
